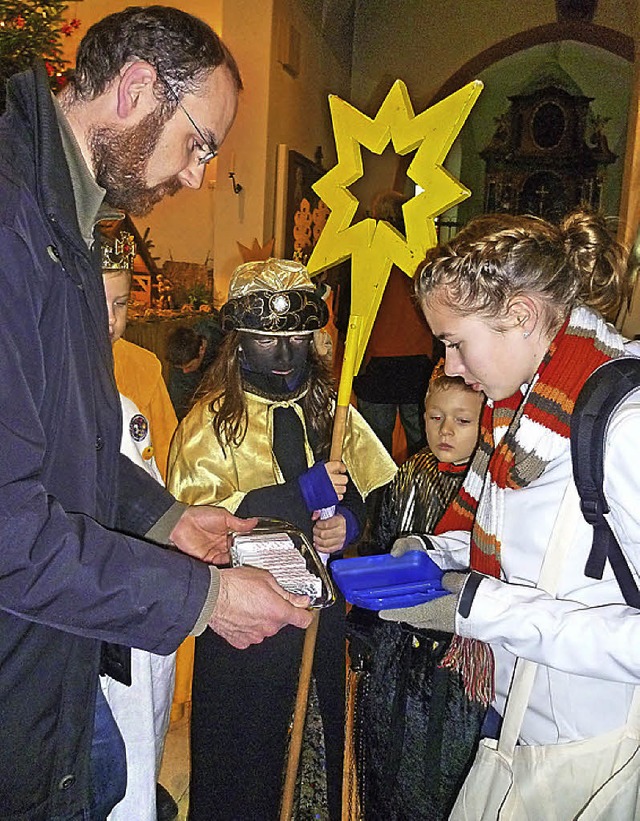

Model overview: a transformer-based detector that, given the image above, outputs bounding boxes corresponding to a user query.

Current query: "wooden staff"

[287,76,482,821]
[342,653,361,821]
[279,377,353,820]
[279,610,319,821]
[281,260,400,818]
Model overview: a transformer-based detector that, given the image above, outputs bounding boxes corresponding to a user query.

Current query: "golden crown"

[221,259,328,335]
[101,231,136,271]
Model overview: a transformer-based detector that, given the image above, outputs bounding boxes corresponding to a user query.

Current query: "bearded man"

[0,7,312,820]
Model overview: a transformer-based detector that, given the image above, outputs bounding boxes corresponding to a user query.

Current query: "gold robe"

[168,389,397,509]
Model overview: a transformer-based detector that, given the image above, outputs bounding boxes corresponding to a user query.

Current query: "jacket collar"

[53,94,112,247]
[6,62,98,253]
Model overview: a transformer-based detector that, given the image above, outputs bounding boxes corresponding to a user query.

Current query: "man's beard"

[89,108,182,216]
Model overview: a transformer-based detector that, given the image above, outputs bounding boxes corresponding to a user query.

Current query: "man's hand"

[170,506,258,564]
[313,512,347,554]
[210,566,314,648]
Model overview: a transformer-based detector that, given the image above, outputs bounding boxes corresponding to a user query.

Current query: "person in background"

[100,228,179,821]
[353,190,435,460]
[101,227,179,482]
[168,258,397,820]
[381,209,640,818]
[347,370,486,820]
[114,330,178,480]
[0,8,313,819]
[166,315,224,420]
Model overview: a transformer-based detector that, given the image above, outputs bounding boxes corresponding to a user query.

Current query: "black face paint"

[239,332,311,391]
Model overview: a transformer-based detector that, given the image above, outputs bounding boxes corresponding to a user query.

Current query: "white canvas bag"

[449,482,640,820]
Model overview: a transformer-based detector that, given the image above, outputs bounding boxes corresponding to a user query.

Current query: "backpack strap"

[571,357,640,608]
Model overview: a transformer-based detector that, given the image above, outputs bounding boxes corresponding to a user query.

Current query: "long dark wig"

[194,330,336,458]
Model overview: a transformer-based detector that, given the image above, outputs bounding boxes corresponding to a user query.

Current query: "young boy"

[100,230,178,821]
[347,371,486,821]
[113,332,179,482]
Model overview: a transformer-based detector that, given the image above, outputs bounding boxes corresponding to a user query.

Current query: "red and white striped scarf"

[435,306,626,705]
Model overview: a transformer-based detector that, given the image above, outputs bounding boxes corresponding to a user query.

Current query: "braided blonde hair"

[416,210,629,331]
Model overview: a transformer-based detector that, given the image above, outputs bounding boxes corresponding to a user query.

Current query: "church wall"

[60,1,638,312]
[60,0,224,294]
[351,1,635,230]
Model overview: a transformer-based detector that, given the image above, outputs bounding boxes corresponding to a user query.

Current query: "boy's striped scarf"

[434,306,626,705]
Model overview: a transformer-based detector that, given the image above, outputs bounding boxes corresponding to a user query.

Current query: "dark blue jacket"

[0,64,211,819]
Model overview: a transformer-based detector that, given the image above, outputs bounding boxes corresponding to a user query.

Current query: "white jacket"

[119,394,163,484]
[429,382,640,746]
[106,395,174,821]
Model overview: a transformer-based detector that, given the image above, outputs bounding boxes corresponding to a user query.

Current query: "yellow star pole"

[280,79,483,821]
[309,78,483,460]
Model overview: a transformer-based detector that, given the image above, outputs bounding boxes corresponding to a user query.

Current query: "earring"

[523,331,531,339]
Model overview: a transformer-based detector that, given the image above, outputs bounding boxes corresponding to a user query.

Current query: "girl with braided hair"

[379,209,640,818]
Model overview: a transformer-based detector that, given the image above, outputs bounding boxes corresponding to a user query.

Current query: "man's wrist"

[190,566,221,635]
[145,501,188,544]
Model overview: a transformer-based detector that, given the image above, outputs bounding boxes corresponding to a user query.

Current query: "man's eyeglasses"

[159,76,217,167]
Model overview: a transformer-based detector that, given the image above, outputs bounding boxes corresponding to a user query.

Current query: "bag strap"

[498,442,640,764]
[571,356,640,733]
[497,480,582,758]
[627,686,640,731]
[571,357,640,608]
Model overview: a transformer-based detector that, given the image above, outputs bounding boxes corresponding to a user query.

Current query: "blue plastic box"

[330,550,447,610]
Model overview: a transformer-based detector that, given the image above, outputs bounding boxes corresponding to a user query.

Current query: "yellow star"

[306,79,482,406]
[309,79,483,279]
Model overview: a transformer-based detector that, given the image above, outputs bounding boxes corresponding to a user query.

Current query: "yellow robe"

[113,338,193,719]
[168,389,397,510]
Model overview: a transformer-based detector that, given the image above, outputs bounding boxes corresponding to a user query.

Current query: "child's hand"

[298,461,346,511]
[324,460,348,501]
[313,513,347,554]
